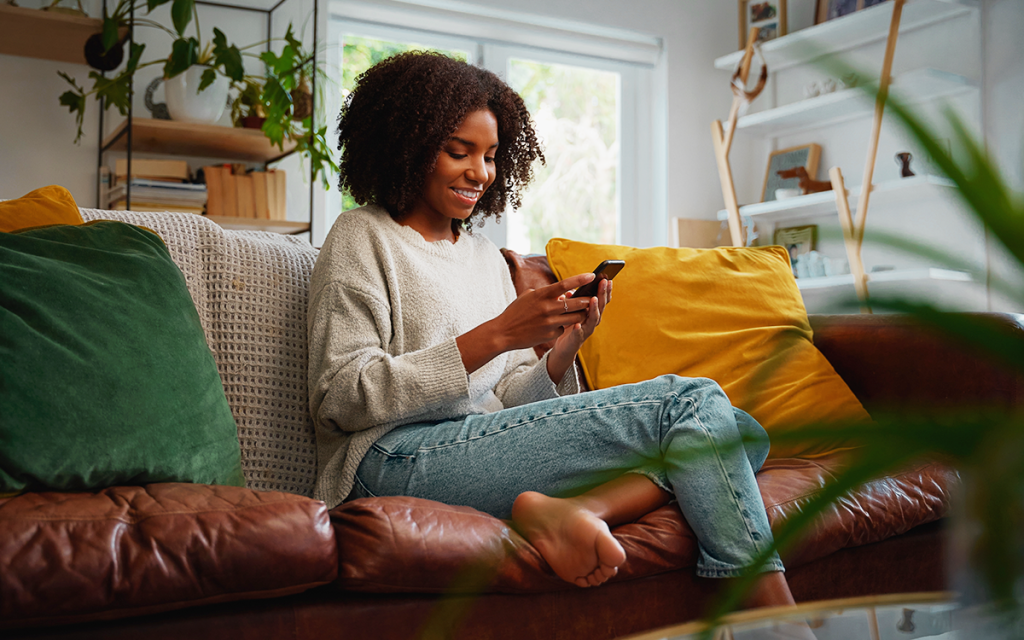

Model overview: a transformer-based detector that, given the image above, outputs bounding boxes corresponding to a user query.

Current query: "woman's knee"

[734,408,770,471]
[656,374,733,414]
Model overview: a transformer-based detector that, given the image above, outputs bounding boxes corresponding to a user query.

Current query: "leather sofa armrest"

[809,312,1024,414]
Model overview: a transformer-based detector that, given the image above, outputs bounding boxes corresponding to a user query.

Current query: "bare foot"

[511,491,627,588]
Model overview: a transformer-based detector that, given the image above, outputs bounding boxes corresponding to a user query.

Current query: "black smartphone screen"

[570,260,625,299]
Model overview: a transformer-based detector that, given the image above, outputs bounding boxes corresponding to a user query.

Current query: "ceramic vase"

[164,66,230,124]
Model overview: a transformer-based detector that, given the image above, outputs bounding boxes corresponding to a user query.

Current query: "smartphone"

[570,260,625,299]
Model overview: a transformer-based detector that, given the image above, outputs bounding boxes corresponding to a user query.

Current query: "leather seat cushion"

[332,454,956,593]
[0,483,337,628]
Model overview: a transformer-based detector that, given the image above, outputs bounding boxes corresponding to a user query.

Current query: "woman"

[308,51,798,605]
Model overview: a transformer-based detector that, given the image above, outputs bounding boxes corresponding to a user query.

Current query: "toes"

[574,577,590,588]
[595,531,627,568]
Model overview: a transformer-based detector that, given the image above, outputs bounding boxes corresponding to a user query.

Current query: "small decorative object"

[291,77,312,121]
[762,143,822,201]
[164,65,231,124]
[776,165,832,194]
[143,78,170,120]
[774,225,817,276]
[839,72,860,89]
[804,81,821,99]
[775,187,802,200]
[739,0,787,48]
[816,0,890,24]
[895,151,915,177]
[820,78,837,93]
[896,608,916,632]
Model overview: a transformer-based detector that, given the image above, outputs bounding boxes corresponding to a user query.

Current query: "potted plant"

[58,0,336,189]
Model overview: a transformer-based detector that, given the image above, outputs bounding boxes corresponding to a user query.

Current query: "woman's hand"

[456,273,597,375]
[546,278,612,383]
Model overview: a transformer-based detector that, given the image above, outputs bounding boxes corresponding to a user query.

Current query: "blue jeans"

[349,374,784,578]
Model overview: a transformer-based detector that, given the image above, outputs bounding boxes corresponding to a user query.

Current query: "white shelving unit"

[716,174,958,223]
[732,68,972,138]
[796,267,971,291]
[714,0,976,72]
[710,0,982,311]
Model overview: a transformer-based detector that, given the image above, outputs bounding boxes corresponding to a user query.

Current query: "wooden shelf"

[0,5,102,65]
[102,119,297,163]
[717,175,958,223]
[206,216,309,235]
[714,0,976,73]
[733,68,973,138]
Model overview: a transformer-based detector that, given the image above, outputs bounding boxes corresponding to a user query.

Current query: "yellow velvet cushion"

[0,185,84,233]
[545,238,871,459]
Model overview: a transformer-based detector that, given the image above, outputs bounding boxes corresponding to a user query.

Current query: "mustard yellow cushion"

[545,238,871,459]
[0,185,84,233]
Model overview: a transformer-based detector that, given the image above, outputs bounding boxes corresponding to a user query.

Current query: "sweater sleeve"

[493,348,581,409]
[308,280,470,434]
[490,261,581,407]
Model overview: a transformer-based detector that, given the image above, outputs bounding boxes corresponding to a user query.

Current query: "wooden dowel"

[713,120,745,247]
[853,0,905,249]
[830,166,871,314]
[723,27,760,156]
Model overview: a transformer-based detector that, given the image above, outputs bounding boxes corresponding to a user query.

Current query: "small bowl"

[775,188,802,200]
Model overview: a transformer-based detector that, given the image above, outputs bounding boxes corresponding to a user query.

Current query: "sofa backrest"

[79,209,319,497]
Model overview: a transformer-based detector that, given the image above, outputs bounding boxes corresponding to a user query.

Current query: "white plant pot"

[164,66,229,124]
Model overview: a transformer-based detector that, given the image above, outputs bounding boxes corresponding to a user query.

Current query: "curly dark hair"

[336,51,544,231]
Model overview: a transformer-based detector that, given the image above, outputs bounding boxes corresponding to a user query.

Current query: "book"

[221,166,238,217]
[235,172,255,218]
[110,201,206,214]
[252,171,270,219]
[114,158,190,182]
[203,166,224,217]
[270,168,287,220]
[104,180,207,209]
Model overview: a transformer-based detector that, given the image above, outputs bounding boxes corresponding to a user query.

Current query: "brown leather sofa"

[4,211,1021,640]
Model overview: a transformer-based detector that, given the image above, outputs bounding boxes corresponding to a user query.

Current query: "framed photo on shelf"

[761,143,822,202]
[774,225,817,264]
[815,0,888,25]
[739,0,787,48]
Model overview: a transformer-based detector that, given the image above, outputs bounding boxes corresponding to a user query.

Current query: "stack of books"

[103,159,208,214]
[204,164,287,220]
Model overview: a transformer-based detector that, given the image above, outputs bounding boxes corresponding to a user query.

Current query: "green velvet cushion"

[0,220,244,493]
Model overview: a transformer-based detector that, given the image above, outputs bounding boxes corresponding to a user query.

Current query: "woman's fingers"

[545,272,595,299]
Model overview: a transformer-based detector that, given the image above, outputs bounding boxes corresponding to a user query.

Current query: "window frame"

[323,0,666,250]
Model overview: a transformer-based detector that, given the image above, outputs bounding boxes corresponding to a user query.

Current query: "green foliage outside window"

[338,36,468,212]
[509,59,619,254]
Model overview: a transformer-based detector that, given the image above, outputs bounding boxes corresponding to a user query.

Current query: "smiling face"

[403,108,499,242]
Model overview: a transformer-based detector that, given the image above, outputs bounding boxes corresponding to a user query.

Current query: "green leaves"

[170,0,194,36]
[101,14,121,53]
[57,72,87,144]
[211,28,243,82]
[163,37,198,79]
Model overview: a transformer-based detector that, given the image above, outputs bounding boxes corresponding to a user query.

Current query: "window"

[322,1,664,250]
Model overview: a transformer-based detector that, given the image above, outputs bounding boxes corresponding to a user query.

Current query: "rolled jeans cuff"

[624,467,671,494]
[695,552,785,579]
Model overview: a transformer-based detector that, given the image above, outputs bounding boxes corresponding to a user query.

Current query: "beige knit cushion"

[79,209,318,496]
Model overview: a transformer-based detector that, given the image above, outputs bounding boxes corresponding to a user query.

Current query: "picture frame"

[761,143,822,202]
[739,0,788,49]
[774,225,817,264]
[814,0,888,25]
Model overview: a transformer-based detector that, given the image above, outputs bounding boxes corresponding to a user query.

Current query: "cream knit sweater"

[308,206,579,509]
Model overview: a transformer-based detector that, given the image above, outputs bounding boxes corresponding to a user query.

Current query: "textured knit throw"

[80,209,319,496]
